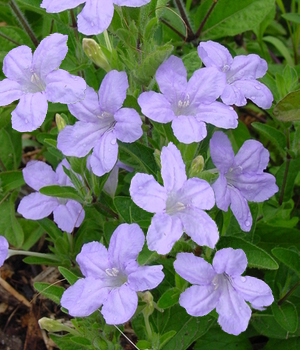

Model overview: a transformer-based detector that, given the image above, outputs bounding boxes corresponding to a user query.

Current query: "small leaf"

[59,267,80,285]
[39,185,83,202]
[272,301,298,333]
[251,123,286,155]
[38,218,63,240]
[23,256,61,265]
[157,288,181,309]
[273,90,300,121]
[159,330,176,348]
[34,282,65,304]
[136,340,152,350]
[0,170,24,194]
[263,36,294,66]
[271,248,300,276]
[281,13,300,24]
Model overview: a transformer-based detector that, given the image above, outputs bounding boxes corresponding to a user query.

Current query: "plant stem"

[9,0,39,48]
[0,32,21,46]
[160,18,186,40]
[279,128,291,205]
[195,0,218,38]
[70,9,79,42]
[174,0,194,38]
[103,30,112,52]
[8,249,60,261]
[278,281,300,306]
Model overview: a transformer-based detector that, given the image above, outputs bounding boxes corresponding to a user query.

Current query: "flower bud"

[38,317,77,334]
[82,38,111,72]
[55,113,66,131]
[189,155,204,177]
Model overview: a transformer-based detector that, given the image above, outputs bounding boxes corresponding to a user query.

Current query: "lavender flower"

[0,236,9,267]
[0,33,86,132]
[103,161,133,197]
[210,131,278,231]
[198,41,273,109]
[61,223,164,324]
[130,142,218,254]
[174,248,274,335]
[17,159,85,233]
[57,71,142,177]
[138,55,238,144]
[41,0,151,35]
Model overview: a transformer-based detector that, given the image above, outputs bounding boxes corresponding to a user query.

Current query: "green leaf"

[157,288,181,309]
[136,340,152,349]
[273,90,300,121]
[0,170,24,195]
[159,330,177,349]
[59,267,80,285]
[272,248,300,276]
[251,123,286,155]
[114,196,152,225]
[281,13,300,24]
[39,185,83,202]
[263,337,300,350]
[71,337,91,346]
[251,314,291,339]
[217,236,279,270]
[23,256,61,265]
[0,127,22,171]
[38,218,63,240]
[263,36,294,66]
[20,219,44,251]
[276,159,300,202]
[5,191,24,247]
[34,282,65,304]
[272,301,298,333]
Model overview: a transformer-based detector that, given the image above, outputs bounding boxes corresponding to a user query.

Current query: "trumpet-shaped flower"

[61,223,164,324]
[0,33,86,132]
[41,0,151,35]
[57,70,142,177]
[198,41,273,109]
[0,236,9,267]
[174,248,274,335]
[17,160,85,233]
[138,55,238,144]
[130,142,218,254]
[210,131,278,231]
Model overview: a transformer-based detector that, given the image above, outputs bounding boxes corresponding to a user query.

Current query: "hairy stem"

[195,0,218,38]
[278,281,300,306]
[160,18,186,40]
[174,0,194,37]
[279,128,291,205]
[0,32,21,46]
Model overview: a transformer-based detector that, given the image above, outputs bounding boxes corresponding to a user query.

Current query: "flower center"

[25,72,46,93]
[105,267,128,287]
[165,192,186,216]
[174,93,193,116]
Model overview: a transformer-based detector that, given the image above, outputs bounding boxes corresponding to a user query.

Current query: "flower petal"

[0,79,23,106]
[198,41,233,70]
[196,101,238,129]
[0,236,9,267]
[17,192,58,220]
[232,275,273,310]
[128,265,164,291]
[89,131,118,176]
[3,45,32,83]
[23,160,57,191]
[213,248,247,276]
[221,83,246,106]
[212,174,231,212]
[53,201,84,233]
[55,159,73,187]
[210,131,234,174]
[108,223,145,269]
[138,91,174,123]
[61,277,110,317]
[229,187,252,231]
[180,285,219,316]
[101,284,138,325]
[41,0,85,12]
[78,0,114,35]
[174,253,216,285]
[114,0,151,7]
[103,164,119,197]
[11,92,48,132]
[161,142,187,192]
[32,33,68,79]
[229,54,268,81]
[172,115,207,144]
[114,108,142,142]
[45,69,86,104]
[179,208,219,249]
[130,173,167,213]
[147,214,183,254]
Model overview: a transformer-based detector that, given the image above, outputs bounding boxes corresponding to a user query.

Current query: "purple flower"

[198,41,273,109]
[174,248,274,335]
[138,55,238,144]
[0,33,86,132]
[60,223,164,324]
[0,236,9,267]
[130,142,218,254]
[57,70,142,177]
[17,159,85,233]
[210,131,278,231]
[41,0,151,35]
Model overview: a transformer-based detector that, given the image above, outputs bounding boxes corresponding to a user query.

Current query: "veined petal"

[41,0,85,12]
[114,0,151,6]
[53,201,85,233]
[98,70,128,114]
[23,160,57,191]
[45,69,86,104]
[212,174,231,211]
[11,92,48,132]
[198,41,233,70]
[196,101,238,129]
[128,265,164,291]
[179,285,220,316]
[174,253,216,285]
[213,248,247,276]
[155,55,187,102]
[172,116,207,144]
[0,79,23,106]
[130,173,167,213]
[108,223,145,270]
[76,241,109,278]
[179,208,219,249]
[229,187,252,232]
[103,164,119,197]
[114,108,142,142]
[32,33,68,79]
[229,54,268,81]
[17,193,58,220]
[161,142,187,192]
[101,284,138,325]
[78,0,114,35]
[68,86,101,123]
[210,131,234,174]
[57,121,104,157]
[138,91,174,123]
[147,213,183,254]
[221,83,246,106]
[61,277,110,317]
[3,45,32,84]
[89,131,118,176]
